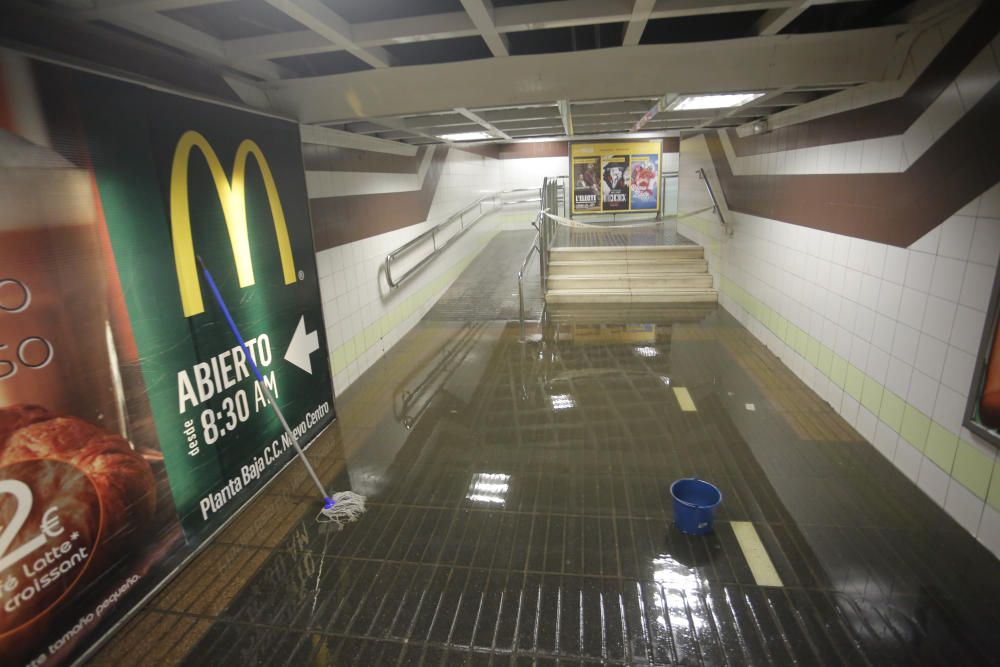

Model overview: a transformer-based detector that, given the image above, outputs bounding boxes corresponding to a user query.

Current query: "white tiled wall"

[313,149,502,394]
[678,132,1000,558]
[500,155,567,191]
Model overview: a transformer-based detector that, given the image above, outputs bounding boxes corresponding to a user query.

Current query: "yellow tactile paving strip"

[719,328,861,442]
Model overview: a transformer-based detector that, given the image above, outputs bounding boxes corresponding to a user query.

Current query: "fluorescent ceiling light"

[671,93,765,111]
[437,131,493,141]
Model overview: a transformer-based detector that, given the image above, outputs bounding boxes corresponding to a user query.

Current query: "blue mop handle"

[196,256,333,506]
[197,257,265,384]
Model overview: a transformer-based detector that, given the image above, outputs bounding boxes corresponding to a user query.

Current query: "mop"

[197,256,366,526]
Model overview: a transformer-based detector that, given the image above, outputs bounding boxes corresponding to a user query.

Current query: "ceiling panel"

[506,22,626,56]
[384,35,492,66]
[272,50,371,77]
[318,0,464,25]
[162,0,305,40]
[640,10,764,45]
[476,107,561,123]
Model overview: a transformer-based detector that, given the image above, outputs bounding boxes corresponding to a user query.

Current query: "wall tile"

[944,480,985,535]
[921,295,958,342]
[874,422,899,460]
[952,440,993,499]
[950,305,987,355]
[891,322,920,363]
[900,404,932,450]
[929,256,967,302]
[894,439,924,481]
[917,457,950,506]
[883,246,909,284]
[937,215,975,260]
[941,345,976,395]
[907,369,939,418]
[915,333,948,379]
[978,505,1000,555]
[969,217,1000,267]
[932,384,966,434]
[959,261,995,311]
[885,356,913,399]
[925,421,959,471]
[898,288,927,330]
[909,227,941,255]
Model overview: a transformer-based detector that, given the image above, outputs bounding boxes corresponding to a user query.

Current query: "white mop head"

[316,491,367,526]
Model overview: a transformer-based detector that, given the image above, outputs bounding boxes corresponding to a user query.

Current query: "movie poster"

[602,155,630,211]
[0,49,334,666]
[964,264,1000,448]
[569,140,662,215]
[630,154,659,210]
[572,157,600,211]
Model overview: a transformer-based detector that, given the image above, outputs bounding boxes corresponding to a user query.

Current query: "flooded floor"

[92,232,1000,666]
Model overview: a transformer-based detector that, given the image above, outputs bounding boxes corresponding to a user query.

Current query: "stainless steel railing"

[697,167,732,236]
[517,226,542,341]
[385,188,542,289]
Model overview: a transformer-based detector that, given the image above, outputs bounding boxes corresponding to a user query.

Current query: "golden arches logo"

[171,130,297,317]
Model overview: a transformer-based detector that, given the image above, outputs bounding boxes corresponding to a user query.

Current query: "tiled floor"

[90,232,1000,666]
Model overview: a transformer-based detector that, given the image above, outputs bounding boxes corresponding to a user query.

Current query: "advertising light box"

[570,140,662,215]
[0,50,334,665]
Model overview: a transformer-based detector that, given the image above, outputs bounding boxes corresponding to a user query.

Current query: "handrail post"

[697,167,731,236]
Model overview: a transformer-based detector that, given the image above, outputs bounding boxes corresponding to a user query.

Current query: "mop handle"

[196,256,331,503]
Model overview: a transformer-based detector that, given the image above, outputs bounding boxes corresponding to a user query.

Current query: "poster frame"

[963,260,1000,450]
[568,139,664,218]
[1,46,338,666]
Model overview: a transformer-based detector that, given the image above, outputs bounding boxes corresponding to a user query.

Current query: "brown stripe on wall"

[456,143,502,159]
[310,146,450,250]
[302,143,425,173]
[727,2,998,157]
[499,141,568,159]
[663,137,680,153]
[705,81,1000,247]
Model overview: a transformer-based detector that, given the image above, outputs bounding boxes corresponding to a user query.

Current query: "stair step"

[548,259,708,275]
[549,245,704,261]
[546,288,718,304]
[546,303,717,324]
[548,274,714,289]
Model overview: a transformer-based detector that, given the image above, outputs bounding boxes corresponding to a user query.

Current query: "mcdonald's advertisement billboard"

[0,52,334,665]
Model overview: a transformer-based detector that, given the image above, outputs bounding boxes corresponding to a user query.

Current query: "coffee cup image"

[0,404,156,662]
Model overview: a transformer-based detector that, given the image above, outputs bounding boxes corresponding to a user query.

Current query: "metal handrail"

[385,192,503,288]
[697,167,732,235]
[518,227,541,341]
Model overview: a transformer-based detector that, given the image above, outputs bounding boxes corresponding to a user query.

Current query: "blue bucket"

[670,478,722,535]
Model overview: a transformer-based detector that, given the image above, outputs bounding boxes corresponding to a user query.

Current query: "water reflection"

[466,472,510,506]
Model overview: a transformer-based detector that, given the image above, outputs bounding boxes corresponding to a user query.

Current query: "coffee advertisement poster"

[569,141,663,215]
[0,50,334,666]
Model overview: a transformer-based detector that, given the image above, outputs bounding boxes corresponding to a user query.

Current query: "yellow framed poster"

[570,140,662,215]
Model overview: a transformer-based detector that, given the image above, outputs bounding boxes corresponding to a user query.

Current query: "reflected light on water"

[550,394,575,410]
[467,472,510,505]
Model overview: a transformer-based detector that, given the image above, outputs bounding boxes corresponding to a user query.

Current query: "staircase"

[546,245,717,304]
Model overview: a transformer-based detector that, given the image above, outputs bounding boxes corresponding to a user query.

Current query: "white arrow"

[284,315,320,374]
